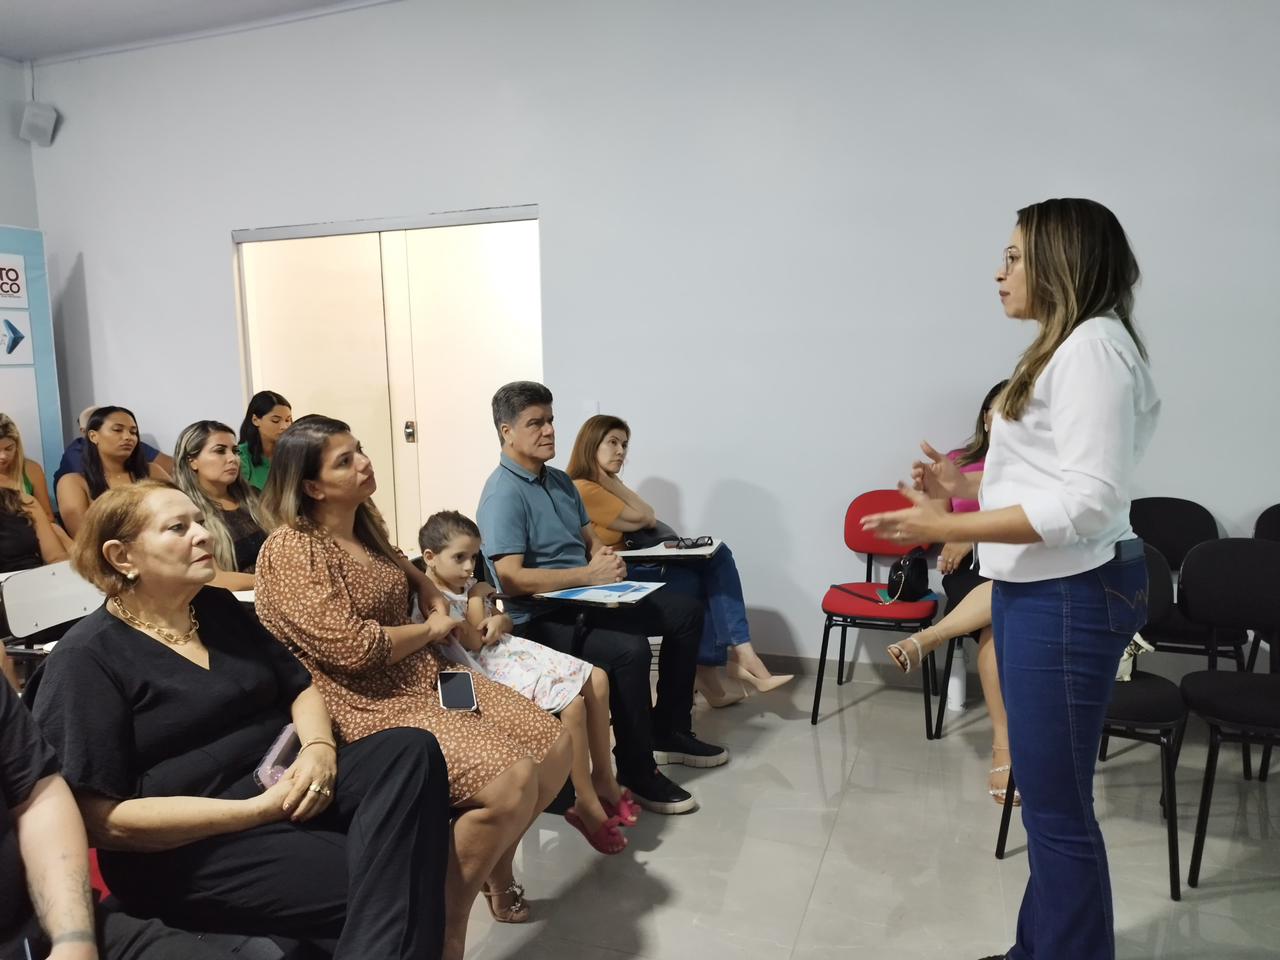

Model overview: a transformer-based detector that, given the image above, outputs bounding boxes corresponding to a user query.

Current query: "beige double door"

[239,219,542,550]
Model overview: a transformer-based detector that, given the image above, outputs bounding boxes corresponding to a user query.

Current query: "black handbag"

[887,547,930,603]
[622,519,681,550]
[830,546,930,605]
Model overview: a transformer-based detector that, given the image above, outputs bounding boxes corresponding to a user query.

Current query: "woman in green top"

[237,390,292,490]
[0,412,56,522]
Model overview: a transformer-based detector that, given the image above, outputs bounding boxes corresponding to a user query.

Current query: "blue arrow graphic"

[2,318,24,355]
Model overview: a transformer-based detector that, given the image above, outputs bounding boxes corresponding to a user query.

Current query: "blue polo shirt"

[477,454,590,623]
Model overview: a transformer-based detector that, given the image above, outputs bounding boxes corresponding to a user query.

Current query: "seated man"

[477,381,727,816]
[52,406,173,488]
[0,679,230,960]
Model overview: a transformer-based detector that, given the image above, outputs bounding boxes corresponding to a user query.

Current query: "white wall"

[0,58,37,228]
[27,0,1280,660]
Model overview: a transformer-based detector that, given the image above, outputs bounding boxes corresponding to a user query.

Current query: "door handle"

[404,420,417,443]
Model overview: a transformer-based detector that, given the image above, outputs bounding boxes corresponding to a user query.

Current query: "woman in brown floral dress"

[254,415,572,960]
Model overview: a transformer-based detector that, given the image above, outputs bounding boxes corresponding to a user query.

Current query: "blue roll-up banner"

[0,225,63,502]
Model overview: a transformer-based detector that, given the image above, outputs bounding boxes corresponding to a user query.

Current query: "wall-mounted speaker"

[19,102,59,147]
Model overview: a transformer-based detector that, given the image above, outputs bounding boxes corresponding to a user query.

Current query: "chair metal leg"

[1232,644,1247,671]
[1099,733,1110,763]
[836,623,847,686]
[1245,632,1262,672]
[928,651,940,696]
[810,617,833,725]
[933,638,958,740]
[1160,731,1181,901]
[1261,744,1272,783]
[1243,737,1253,781]
[921,655,936,740]
[1188,725,1221,888]
[995,766,1017,859]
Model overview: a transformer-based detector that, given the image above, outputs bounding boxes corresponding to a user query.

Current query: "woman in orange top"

[568,415,791,707]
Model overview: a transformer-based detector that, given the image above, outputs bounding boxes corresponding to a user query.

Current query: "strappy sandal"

[481,879,529,923]
[886,635,926,673]
[989,749,1021,806]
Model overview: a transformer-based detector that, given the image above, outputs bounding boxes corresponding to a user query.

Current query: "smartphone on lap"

[438,670,479,712]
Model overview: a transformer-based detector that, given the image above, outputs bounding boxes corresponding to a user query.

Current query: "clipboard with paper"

[533,581,665,607]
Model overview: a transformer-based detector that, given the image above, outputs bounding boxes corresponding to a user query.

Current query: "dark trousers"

[993,549,1148,960]
[102,728,450,960]
[1,903,241,960]
[523,588,702,781]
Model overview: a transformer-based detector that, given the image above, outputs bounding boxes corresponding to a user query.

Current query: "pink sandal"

[565,809,628,855]
[600,789,641,827]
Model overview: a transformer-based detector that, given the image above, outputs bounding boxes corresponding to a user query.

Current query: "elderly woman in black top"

[30,481,450,959]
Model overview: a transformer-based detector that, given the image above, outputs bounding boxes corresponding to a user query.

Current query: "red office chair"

[811,490,938,731]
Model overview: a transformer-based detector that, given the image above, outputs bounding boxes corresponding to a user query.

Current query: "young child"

[419,510,639,854]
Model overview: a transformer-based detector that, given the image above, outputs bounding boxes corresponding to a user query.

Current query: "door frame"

[231,204,539,399]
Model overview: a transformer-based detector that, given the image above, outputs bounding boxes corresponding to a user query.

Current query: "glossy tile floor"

[462,675,1279,959]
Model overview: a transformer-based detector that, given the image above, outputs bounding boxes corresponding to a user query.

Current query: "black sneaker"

[621,768,698,815]
[653,731,729,769]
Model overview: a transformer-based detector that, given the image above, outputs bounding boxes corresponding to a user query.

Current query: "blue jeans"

[628,543,752,666]
[993,544,1148,960]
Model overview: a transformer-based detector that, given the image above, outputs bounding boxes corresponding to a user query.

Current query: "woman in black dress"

[0,483,65,574]
[172,420,268,591]
[30,481,450,959]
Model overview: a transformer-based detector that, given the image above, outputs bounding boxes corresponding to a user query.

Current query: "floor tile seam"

[788,753,852,959]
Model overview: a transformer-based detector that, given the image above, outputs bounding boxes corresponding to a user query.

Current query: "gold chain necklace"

[111,596,200,646]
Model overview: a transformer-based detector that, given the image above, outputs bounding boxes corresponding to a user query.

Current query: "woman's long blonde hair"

[999,198,1147,421]
[0,414,30,522]
[0,413,28,490]
[172,420,267,572]
[258,414,398,562]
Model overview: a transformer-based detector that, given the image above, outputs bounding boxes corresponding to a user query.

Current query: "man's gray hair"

[491,381,554,443]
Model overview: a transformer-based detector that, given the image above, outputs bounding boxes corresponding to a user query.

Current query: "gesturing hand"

[862,484,952,544]
[911,441,964,501]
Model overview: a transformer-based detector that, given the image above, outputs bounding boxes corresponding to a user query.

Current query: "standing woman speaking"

[864,198,1160,960]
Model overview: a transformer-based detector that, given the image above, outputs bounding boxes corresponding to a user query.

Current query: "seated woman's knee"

[487,759,538,817]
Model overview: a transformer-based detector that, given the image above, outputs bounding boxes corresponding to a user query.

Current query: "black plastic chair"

[1177,538,1280,889]
[997,543,1186,901]
[1245,504,1280,673]
[1095,544,1187,900]
[1129,497,1246,669]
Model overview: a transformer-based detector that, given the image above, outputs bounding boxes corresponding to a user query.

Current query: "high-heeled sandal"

[989,750,1021,806]
[727,663,793,693]
[482,879,529,923]
[886,634,926,673]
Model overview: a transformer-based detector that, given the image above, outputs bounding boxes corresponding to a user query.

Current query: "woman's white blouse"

[979,314,1160,583]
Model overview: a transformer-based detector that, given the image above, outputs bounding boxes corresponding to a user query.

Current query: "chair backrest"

[1254,503,1280,542]
[1178,538,1280,632]
[1142,542,1173,629]
[1129,497,1218,569]
[0,561,104,638]
[843,490,928,557]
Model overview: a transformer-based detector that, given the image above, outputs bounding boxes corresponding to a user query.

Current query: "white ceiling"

[0,0,392,63]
